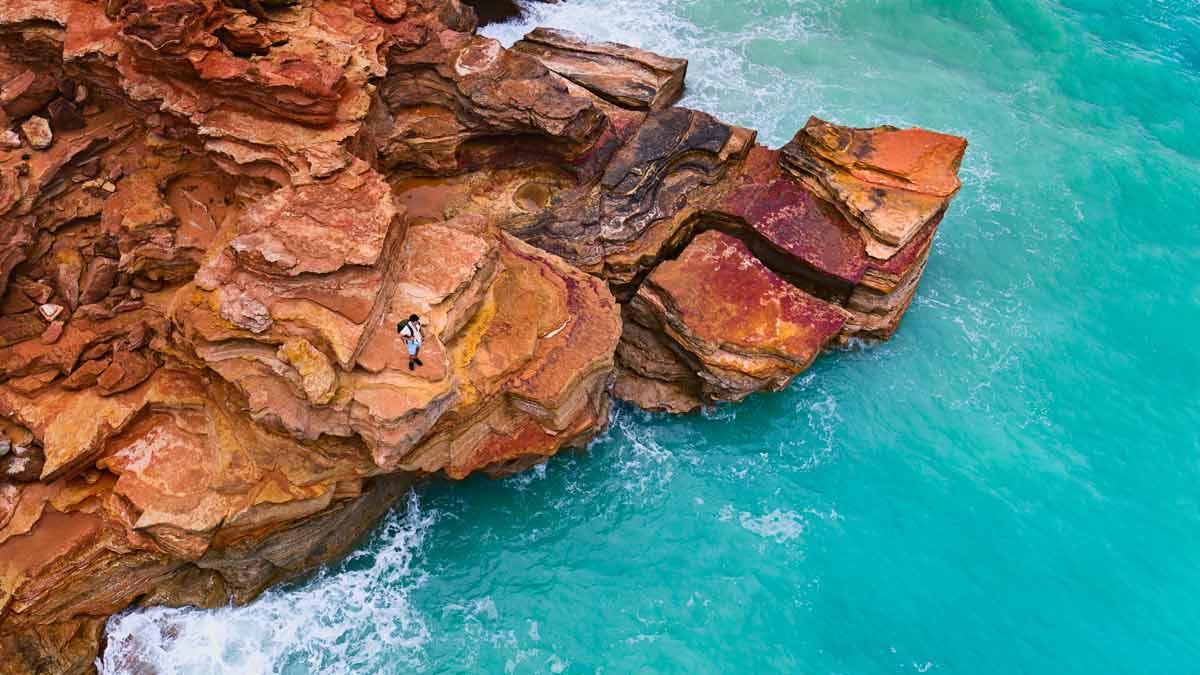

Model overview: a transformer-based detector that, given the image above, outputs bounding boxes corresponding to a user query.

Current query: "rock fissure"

[348,213,411,366]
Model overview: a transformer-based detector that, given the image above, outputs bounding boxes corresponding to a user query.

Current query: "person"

[398,314,423,370]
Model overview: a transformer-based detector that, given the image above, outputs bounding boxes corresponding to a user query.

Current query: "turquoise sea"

[102,1,1200,672]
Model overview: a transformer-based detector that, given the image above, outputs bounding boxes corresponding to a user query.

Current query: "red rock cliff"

[0,2,965,671]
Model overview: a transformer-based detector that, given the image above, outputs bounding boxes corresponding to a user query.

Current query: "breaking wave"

[100,492,435,674]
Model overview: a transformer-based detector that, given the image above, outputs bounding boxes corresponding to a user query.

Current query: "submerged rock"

[0,1,966,671]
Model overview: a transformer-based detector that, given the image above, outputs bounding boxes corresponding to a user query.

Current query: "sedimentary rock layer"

[781,116,967,259]
[0,2,965,671]
[622,230,847,411]
[512,27,688,110]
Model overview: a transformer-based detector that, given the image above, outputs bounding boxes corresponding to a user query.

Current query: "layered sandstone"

[781,117,966,259]
[0,3,965,672]
[620,230,847,411]
[512,27,688,110]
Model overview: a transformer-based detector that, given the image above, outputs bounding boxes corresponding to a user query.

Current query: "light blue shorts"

[405,339,421,356]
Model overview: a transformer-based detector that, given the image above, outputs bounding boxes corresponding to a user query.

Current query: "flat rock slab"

[713,145,947,339]
[512,27,687,110]
[781,116,967,259]
[633,230,847,402]
[719,146,869,289]
[227,160,397,278]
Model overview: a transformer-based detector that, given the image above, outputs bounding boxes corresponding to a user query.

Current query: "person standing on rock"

[399,314,424,370]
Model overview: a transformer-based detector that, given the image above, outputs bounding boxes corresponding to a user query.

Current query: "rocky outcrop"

[504,106,757,297]
[620,230,847,411]
[0,2,965,671]
[376,27,607,174]
[781,117,966,259]
[512,27,688,110]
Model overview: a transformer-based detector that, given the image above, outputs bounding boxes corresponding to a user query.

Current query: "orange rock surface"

[0,2,965,671]
[782,116,967,258]
[625,230,847,408]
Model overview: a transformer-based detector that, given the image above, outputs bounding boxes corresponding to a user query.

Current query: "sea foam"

[100,492,435,674]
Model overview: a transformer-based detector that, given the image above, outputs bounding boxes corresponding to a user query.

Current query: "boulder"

[622,230,847,405]
[36,303,62,321]
[46,97,84,132]
[781,116,967,259]
[0,313,45,348]
[96,349,157,396]
[38,320,64,345]
[78,256,117,305]
[0,69,58,119]
[60,357,109,390]
[371,0,408,22]
[19,115,52,150]
[512,28,688,110]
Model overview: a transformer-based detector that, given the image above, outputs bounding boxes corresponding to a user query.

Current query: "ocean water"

[101,1,1200,673]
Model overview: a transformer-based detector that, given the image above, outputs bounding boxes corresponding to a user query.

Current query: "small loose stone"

[38,302,64,321]
[0,128,20,148]
[19,115,52,150]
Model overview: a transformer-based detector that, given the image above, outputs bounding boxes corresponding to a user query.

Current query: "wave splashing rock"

[0,1,965,671]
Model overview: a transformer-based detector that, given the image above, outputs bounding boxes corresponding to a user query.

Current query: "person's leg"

[406,340,417,369]
[413,342,423,367]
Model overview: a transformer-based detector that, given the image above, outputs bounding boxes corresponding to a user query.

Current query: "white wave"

[738,508,806,543]
[100,491,435,675]
[481,0,704,50]
[504,459,549,491]
[773,376,845,471]
[605,406,679,495]
[804,388,841,455]
[718,504,735,522]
